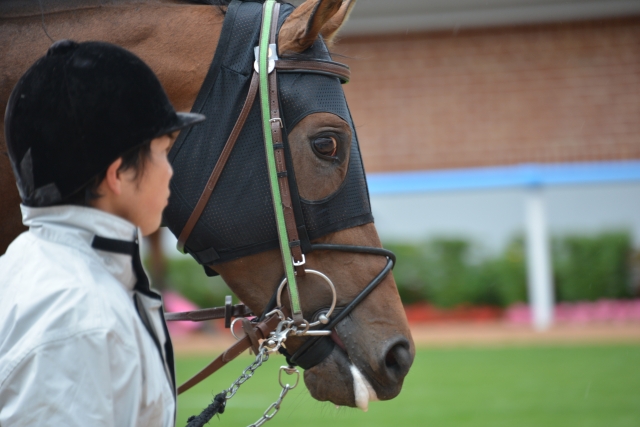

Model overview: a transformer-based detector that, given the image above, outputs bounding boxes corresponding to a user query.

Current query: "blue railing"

[366,160,640,195]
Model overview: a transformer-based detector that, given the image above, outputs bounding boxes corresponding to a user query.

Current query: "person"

[0,40,205,426]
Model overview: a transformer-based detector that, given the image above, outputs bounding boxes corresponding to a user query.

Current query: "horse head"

[166,0,414,410]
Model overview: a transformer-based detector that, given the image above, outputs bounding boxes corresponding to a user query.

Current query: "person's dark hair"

[59,140,152,206]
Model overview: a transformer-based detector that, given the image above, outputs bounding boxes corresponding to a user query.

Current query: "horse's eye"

[312,137,338,159]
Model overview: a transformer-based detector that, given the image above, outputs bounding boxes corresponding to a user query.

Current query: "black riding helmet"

[4,40,205,207]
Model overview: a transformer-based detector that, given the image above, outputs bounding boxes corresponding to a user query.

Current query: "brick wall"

[334,17,640,173]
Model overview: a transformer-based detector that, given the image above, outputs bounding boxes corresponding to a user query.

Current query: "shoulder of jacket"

[0,235,139,345]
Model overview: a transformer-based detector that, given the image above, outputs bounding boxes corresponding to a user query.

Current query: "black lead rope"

[186,391,226,427]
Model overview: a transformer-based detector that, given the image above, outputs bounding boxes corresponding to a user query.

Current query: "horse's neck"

[0,0,224,257]
[0,1,223,112]
[1,0,181,18]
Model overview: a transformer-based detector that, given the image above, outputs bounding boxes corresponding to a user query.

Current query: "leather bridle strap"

[258,0,305,325]
[176,72,260,253]
[164,303,252,322]
[275,59,350,83]
[266,11,306,279]
[176,313,281,394]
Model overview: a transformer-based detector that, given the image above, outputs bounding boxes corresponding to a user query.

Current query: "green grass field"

[176,344,640,427]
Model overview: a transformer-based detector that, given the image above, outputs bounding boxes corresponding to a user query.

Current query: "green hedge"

[553,232,633,302]
[387,231,636,308]
[150,231,637,309]
[146,256,236,308]
[387,237,528,308]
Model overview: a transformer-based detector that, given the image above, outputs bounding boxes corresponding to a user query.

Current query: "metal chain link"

[225,346,271,400]
[247,366,300,427]
[221,313,300,427]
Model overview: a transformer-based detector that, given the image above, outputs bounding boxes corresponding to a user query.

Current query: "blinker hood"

[165,0,373,271]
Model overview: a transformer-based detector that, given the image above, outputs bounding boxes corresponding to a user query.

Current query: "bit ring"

[276,269,337,329]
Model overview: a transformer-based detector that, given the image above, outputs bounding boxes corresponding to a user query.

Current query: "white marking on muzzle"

[349,365,378,412]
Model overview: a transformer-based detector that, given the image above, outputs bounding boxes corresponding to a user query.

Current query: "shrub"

[386,231,634,308]
[148,256,236,308]
[385,243,429,304]
[389,237,527,308]
[484,237,528,307]
[553,231,633,302]
[422,238,472,308]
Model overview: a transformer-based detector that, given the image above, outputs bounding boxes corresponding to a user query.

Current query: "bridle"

[166,0,396,409]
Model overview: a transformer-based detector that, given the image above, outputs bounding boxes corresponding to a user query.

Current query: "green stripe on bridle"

[258,0,302,319]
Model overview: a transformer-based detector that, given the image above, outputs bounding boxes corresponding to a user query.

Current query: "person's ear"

[103,158,124,196]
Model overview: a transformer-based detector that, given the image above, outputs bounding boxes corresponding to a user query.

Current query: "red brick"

[333,17,640,172]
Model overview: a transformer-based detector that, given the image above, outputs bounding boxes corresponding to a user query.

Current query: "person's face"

[118,134,174,236]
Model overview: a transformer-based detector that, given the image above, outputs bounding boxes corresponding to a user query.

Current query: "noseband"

[167,0,395,394]
[269,244,395,369]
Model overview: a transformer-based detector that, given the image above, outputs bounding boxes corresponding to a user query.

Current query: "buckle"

[270,118,283,128]
[292,254,306,267]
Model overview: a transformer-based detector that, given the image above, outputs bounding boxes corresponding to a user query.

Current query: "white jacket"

[0,205,175,426]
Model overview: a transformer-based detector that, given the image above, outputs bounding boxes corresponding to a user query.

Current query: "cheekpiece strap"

[176,72,260,253]
[258,0,305,325]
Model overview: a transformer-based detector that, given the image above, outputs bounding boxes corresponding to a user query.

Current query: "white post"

[524,187,554,331]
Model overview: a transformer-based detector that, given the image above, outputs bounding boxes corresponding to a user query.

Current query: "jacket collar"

[21,204,138,290]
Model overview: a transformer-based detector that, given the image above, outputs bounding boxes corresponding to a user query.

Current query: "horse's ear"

[278,0,346,55]
[319,0,356,47]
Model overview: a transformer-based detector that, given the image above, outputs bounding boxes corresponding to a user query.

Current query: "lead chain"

[221,317,300,427]
[225,346,271,400]
[247,366,300,427]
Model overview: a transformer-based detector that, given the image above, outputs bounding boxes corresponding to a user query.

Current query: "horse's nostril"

[383,341,413,379]
[385,346,400,368]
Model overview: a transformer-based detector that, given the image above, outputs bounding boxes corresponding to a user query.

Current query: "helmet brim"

[159,112,207,136]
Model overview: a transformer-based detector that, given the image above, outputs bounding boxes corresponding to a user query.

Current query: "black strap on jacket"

[91,235,176,391]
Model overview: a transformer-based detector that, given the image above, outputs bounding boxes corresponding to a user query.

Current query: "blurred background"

[152,0,640,329]
[145,1,640,425]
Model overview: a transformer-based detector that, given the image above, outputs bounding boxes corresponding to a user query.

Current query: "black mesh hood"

[164,0,373,267]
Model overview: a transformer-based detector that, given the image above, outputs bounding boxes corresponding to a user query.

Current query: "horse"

[0,0,414,410]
